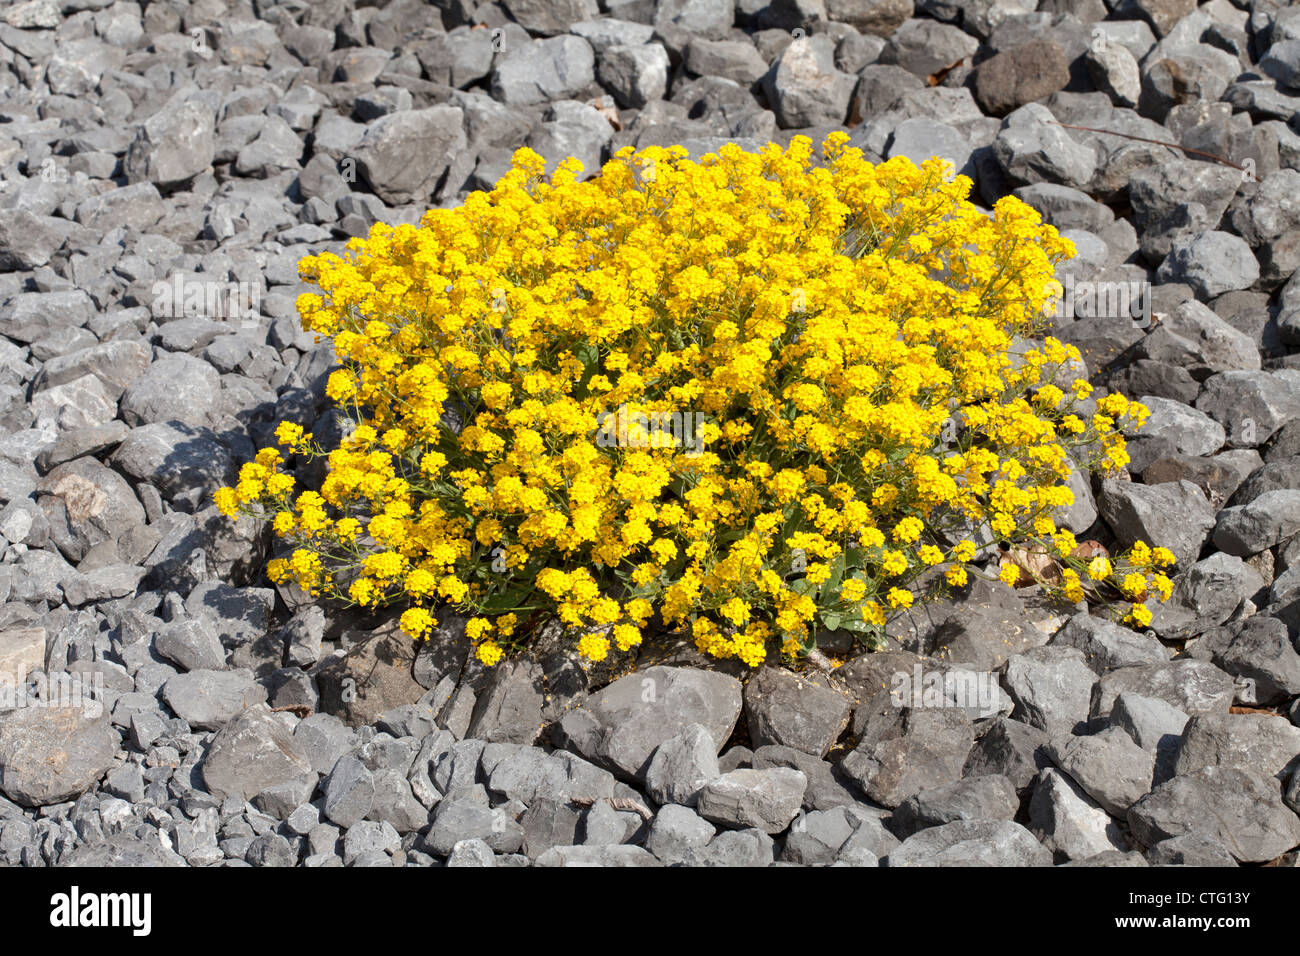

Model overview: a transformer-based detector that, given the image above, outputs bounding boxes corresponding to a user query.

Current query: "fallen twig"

[1050,122,1250,172]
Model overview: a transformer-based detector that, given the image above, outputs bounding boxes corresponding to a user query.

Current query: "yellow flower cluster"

[216,134,1169,667]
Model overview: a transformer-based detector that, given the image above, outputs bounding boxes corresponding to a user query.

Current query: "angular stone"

[743,667,851,757]
[840,707,975,808]
[202,703,314,802]
[695,767,808,834]
[1029,767,1129,860]
[644,723,720,807]
[161,668,267,731]
[1049,613,1168,674]
[887,819,1053,866]
[355,106,467,205]
[0,706,118,807]
[1045,728,1155,818]
[557,665,742,782]
[1128,766,1300,863]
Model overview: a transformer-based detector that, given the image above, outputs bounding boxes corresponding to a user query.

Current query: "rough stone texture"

[201,704,314,802]
[0,706,118,807]
[1128,766,1300,863]
[887,820,1053,867]
[743,667,851,757]
[695,767,808,833]
[557,666,742,781]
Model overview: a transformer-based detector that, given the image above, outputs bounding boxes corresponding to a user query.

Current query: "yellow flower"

[476,641,504,666]
[213,134,1164,669]
[1087,556,1112,581]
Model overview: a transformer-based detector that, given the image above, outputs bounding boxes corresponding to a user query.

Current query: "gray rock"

[695,767,807,833]
[783,805,868,865]
[111,422,235,513]
[1003,646,1098,735]
[893,775,1020,837]
[598,43,669,109]
[534,844,661,866]
[750,744,861,811]
[154,619,227,672]
[1157,231,1260,299]
[124,92,216,188]
[763,35,855,128]
[683,38,768,84]
[202,704,314,802]
[282,606,326,669]
[1173,713,1300,783]
[992,104,1097,190]
[36,339,153,401]
[1046,728,1156,818]
[556,665,742,781]
[680,827,777,866]
[1128,396,1226,458]
[1091,660,1235,721]
[445,838,496,867]
[1195,372,1300,450]
[1110,691,1188,783]
[1190,616,1300,705]
[321,754,375,829]
[1098,478,1216,568]
[644,723,720,807]
[1145,831,1238,866]
[645,803,715,865]
[1127,159,1241,261]
[1138,299,1260,376]
[1030,767,1129,860]
[366,768,430,833]
[840,707,975,808]
[37,457,146,564]
[162,669,266,731]
[520,797,583,858]
[0,706,118,807]
[743,667,850,757]
[1213,490,1300,556]
[887,819,1052,867]
[355,107,467,205]
[878,17,979,76]
[58,834,186,867]
[1049,613,1168,674]
[963,717,1052,790]
[491,36,596,106]
[465,657,545,745]
[1086,30,1141,107]
[342,819,400,865]
[1128,766,1300,863]
[422,784,524,856]
[886,118,972,175]
[1160,552,1265,635]
[119,354,221,429]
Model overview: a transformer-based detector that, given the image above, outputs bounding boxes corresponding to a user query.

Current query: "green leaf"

[479,583,536,614]
[819,611,841,631]
[836,617,874,634]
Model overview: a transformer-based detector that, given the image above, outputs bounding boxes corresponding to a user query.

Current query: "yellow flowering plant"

[215,134,1173,669]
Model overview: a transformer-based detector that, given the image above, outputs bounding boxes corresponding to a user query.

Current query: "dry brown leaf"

[927,57,967,87]
[587,96,622,131]
[1070,540,1110,561]
[1000,546,1061,586]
